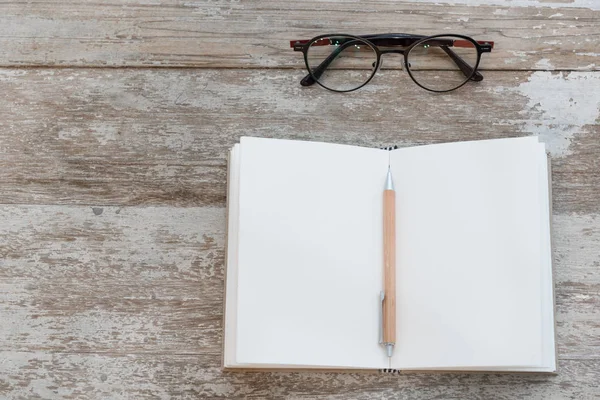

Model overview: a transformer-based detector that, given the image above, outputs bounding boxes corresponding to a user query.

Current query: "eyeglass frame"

[290,33,494,93]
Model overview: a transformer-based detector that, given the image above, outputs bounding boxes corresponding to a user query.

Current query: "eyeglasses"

[290,33,494,93]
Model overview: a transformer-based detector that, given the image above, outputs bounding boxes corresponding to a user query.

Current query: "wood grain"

[0,1,599,69]
[1,68,599,213]
[2,0,600,398]
[0,207,598,360]
[0,206,226,355]
[0,352,597,399]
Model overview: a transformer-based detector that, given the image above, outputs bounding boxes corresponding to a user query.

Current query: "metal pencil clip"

[379,290,385,344]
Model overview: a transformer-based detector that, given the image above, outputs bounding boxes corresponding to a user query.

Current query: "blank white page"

[390,137,544,369]
[236,137,389,368]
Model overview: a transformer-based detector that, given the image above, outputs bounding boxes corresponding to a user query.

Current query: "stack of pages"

[224,136,555,373]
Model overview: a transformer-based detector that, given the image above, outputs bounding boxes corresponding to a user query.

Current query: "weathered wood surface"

[0,0,599,69]
[0,206,599,398]
[1,0,600,398]
[0,354,598,399]
[1,69,600,214]
[0,207,598,358]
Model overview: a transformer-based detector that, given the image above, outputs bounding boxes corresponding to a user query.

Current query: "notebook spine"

[379,368,402,374]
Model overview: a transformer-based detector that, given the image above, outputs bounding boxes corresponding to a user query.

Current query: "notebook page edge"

[545,150,558,372]
[223,144,241,368]
[537,143,556,372]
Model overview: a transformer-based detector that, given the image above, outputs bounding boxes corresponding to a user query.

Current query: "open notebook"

[224,136,556,373]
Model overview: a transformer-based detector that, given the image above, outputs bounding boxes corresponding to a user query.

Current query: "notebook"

[223,136,556,373]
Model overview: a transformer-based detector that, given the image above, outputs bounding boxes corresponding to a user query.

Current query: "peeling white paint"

[574,63,598,70]
[57,122,118,145]
[509,50,537,58]
[535,58,554,70]
[0,70,28,80]
[514,72,600,156]
[90,122,118,145]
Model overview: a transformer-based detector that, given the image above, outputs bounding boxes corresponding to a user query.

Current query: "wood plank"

[0,206,225,355]
[0,206,598,360]
[0,351,598,399]
[1,69,599,214]
[0,1,599,69]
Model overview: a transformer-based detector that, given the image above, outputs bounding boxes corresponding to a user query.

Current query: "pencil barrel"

[383,189,396,345]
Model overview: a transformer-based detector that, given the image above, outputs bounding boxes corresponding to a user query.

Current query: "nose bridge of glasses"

[367,37,414,56]
[379,49,405,55]
[368,36,419,47]
[374,51,407,72]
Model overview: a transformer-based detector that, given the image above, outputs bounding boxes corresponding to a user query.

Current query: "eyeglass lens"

[406,36,479,92]
[306,36,378,92]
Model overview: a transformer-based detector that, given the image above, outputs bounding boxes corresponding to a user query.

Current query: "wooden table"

[1,1,599,398]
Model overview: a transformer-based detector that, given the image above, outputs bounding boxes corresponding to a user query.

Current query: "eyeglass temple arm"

[440,45,484,81]
[449,40,493,81]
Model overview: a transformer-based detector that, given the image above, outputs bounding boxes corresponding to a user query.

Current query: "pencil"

[383,167,396,359]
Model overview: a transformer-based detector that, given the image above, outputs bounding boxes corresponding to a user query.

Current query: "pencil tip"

[385,169,394,191]
[386,344,394,358]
